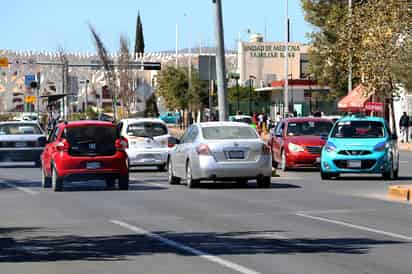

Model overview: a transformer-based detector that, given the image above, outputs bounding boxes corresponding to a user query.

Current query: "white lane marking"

[0,181,39,195]
[297,209,377,215]
[296,213,412,242]
[110,220,260,274]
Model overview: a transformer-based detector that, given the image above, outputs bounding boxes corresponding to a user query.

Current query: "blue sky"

[3,0,313,53]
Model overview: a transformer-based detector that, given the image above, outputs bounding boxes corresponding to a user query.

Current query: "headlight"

[288,142,305,152]
[324,141,336,153]
[374,142,389,152]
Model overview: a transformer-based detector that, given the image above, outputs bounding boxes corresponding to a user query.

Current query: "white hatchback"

[119,118,172,170]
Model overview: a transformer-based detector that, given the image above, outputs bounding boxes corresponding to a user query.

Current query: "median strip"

[110,220,260,274]
[388,185,412,202]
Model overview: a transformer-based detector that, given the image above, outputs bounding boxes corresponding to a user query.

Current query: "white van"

[118,118,172,170]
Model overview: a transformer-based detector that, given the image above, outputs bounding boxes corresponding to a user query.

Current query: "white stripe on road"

[0,181,39,195]
[296,213,412,242]
[110,220,260,274]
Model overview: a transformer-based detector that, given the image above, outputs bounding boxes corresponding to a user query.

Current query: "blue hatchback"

[321,115,399,180]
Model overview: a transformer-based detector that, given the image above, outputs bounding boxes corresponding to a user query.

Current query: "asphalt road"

[1,152,412,274]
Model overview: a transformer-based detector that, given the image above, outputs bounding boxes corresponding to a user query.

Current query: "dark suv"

[41,121,129,191]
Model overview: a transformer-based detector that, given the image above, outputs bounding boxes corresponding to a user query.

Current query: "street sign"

[25,74,36,87]
[0,57,8,67]
[365,101,384,112]
[199,55,216,81]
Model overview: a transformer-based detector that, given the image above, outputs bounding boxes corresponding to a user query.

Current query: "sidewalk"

[399,142,412,151]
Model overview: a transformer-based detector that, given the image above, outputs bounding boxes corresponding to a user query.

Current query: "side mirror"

[391,133,398,140]
[320,133,329,140]
[168,136,180,147]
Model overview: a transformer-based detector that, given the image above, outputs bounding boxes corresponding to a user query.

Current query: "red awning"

[338,84,372,112]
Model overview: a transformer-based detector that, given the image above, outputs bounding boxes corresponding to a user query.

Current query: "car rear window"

[202,126,258,140]
[127,122,168,137]
[286,121,333,136]
[0,124,42,135]
[331,121,386,138]
[65,126,117,156]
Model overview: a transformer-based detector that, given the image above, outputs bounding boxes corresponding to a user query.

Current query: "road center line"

[110,220,260,274]
[0,181,39,195]
[296,213,412,241]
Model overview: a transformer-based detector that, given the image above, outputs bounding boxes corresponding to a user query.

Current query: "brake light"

[168,142,175,148]
[115,138,128,151]
[197,144,211,155]
[56,139,69,152]
[261,144,271,155]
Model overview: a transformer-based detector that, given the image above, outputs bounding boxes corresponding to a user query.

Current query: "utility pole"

[348,0,353,94]
[212,0,228,121]
[284,0,289,115]
[85,79,89,111]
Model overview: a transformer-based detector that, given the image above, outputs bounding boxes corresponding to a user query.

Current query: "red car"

[270,117,333,170]
[41,121,129,191]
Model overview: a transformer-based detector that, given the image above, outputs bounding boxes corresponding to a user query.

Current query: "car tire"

[52,165,63,192]
[320,170,332,180]
[186,161,200,188]
[281,150,289,172]
[41,165,51,188]
[168,161,181,185]
[106,178,116,190]
[382,154,396,180]
[157,163,167,172]
[236,179,249,186]
[118,176,129,190]
[257,176,271,188]
[272,160,279,169]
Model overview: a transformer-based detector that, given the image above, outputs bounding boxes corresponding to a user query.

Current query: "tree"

[393,40,412,92]
[144,93,159,117]
[134,11,145,56]
[301,0,366,98]
[119,35,136,115]
[156,66,208,111]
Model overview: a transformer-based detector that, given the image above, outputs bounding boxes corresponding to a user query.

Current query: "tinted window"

[331,121,386,138]
[0,123,42,135]
[66,126,117,156]
[202,126,258,140]
[230,117,252,124]
[286,121,333,136]
[127,122,168,137]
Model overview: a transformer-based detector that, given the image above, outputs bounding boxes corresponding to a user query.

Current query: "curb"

[388,185,412,201]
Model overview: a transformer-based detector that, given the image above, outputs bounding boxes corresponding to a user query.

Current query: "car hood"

[327,137,387,150]
[286,135,326,146]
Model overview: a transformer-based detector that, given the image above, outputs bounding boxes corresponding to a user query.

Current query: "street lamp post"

[248,75,256,115]
[348,0,352,94]
[284,0,289,115]
[236,77,240,113]
[85,79,89,111]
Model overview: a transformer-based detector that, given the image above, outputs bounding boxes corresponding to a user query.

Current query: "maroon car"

[270,117,333,170]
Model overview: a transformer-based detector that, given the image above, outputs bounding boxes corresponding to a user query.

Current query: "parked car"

[41,120,129,191]
[168,122,272,188]
[118,118,172,170]
[229,115,257,129]
[0,121,47,166]
[159,111,180,124]
[321,115,399,180]
[270,117,334,170]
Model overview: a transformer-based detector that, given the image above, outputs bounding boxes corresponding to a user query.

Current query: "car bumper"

[286,151,321,168]
[321,151,390,174]
[126,148,169,166]
[0,147,43,162]
[192,155,272,180]
[53,152,129,178]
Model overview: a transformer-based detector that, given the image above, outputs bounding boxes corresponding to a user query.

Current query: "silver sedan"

[168,122,272,188]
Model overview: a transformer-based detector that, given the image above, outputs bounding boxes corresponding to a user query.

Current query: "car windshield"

[202,126,258,140]
[286,121,333,136]
[331,121,386,138]
[0,123,42,135]
[127,122,168,137]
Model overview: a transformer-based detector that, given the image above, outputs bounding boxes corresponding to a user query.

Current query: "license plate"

[347,160,362,168]
[316,157,321,163]
[86,162,101,169]
[15,142,27,148]
[228,151,244,159]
